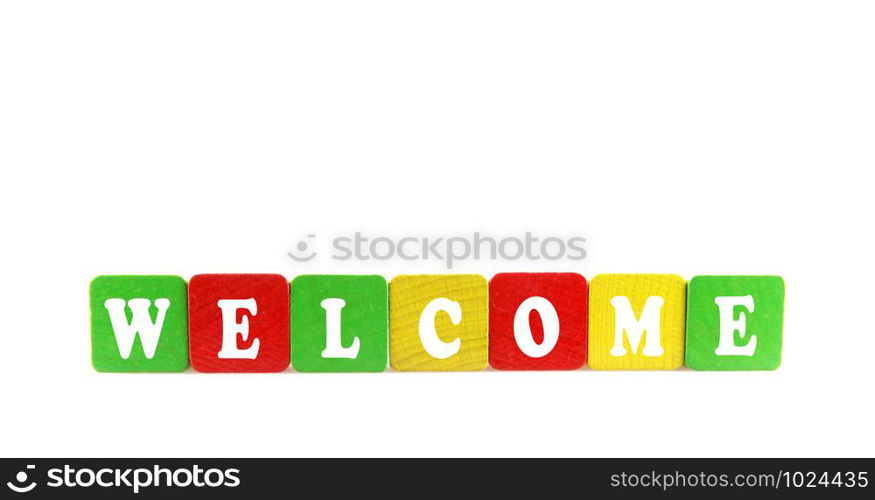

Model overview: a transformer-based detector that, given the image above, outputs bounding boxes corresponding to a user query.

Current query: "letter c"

[418,298,462,359]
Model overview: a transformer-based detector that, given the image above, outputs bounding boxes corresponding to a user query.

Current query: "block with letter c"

[389,274,488,371]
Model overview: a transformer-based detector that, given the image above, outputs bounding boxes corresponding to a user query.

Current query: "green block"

[685,275,784,370]
[90,275,189,372]
[291,275,388,372]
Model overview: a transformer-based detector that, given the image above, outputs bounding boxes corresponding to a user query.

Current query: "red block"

[189,274,290,373]
[489,273,588,370]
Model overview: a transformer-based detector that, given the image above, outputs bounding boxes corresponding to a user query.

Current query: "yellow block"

[389,275,488,371]
[588,274,686,370]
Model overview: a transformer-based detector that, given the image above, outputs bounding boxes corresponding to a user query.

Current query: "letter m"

[104,298,170,359]
[609,296,664,357]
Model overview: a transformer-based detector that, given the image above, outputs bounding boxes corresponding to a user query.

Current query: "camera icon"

[6,465,37,493]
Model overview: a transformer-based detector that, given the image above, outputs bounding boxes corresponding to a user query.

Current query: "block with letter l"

[291,274,388,372]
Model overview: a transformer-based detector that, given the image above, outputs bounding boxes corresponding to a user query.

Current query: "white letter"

[47,468,63,487]
[513,296,560,358]
[714,295,757,356]
[320,298,360,359]
[418,298,462,359]
[216,298,259,359]
[104,298,170,359]
[609,296,664,357]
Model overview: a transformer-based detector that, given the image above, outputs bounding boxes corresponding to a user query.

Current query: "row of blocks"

[90,273,785,372]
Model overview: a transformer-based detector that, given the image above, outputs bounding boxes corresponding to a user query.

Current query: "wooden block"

[291,275,388,372]
[685,275,784,370]
[389,274,488,371]
[488,272,587,370]
[588,274,686,370]
[90,275,189,372]
[188,274,289,373]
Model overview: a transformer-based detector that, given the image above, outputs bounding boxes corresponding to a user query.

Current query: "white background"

[1,1,873,457]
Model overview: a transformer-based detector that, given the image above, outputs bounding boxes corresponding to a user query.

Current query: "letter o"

[173,469,193,487]
[513,296,560,358]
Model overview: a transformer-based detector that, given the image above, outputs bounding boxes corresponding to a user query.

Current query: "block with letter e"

[685,276,784,370]
[188,274,290,373]
[90,275,189,372]
[588,274,686,370]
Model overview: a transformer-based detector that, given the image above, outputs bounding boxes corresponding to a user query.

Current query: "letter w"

[104,298,170,359]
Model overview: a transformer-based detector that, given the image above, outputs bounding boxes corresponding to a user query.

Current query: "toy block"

[588,274,686,370]
[291,275,388,372]
[389,274,488,371]
[90,275,189,372]
[188,274,290,373]
[488,273,588,370]
[685,276,784,370]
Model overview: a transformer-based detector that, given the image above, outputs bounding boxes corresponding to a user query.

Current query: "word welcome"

[90,273,785,372]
